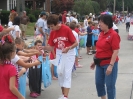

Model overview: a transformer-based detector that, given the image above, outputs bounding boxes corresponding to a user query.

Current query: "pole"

[113,0,116,14]
[122,0,124,13]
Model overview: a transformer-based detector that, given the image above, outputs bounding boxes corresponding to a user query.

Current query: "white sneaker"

[63,97,68,99]
[88,52,92,55]
[58,95,64,99]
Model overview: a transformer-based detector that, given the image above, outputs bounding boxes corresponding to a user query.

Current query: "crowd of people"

[0,9,126,99]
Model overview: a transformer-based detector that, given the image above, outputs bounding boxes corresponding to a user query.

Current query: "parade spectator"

[20,11,29,40]
[90,14,120,99]
[62,11,67,24]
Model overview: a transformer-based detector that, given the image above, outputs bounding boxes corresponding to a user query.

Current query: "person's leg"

[95,65,106,98]
[104,62,118,99]
[51,64,58,80]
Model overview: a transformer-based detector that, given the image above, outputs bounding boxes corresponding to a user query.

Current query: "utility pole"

[113,0,116,14]
[122,0,124,13]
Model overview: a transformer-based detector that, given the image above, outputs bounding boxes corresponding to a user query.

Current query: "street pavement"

[25,23,133,99]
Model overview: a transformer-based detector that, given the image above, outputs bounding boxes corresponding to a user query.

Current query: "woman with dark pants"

[90,14,121,99]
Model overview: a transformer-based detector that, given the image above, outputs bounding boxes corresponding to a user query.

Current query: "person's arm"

[78,31,87,36]
[18,68,26,77]
[2,27,14,33]
[17,59,41,68]
[62,40,78,53]
[9,76,25,99]
[42,46,54,51]
[23,49,39,53]
[17,50,39,57]
[16,31,20,38]
[39,27,45,35]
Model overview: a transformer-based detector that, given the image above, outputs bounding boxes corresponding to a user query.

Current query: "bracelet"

[109,64,113,66]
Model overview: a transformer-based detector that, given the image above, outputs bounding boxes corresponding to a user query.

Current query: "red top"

[0,25,4,32]
[0,64,18,99]
[48,25,76,50]
[74,28,80,34]
[95,28,120,66]
[62,14,66,24]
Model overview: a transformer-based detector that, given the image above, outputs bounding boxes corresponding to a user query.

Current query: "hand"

[19,96,25,99]
[90,62,95,70]
[34,60,41,66]
[106,65,113,76]
[21,68,26,73]
[62,47,70,53]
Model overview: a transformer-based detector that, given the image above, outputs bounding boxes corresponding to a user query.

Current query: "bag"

[93,56,101,66]
[79,35,87,48]
[19,73,27,97]
[42,56,52,88]
[93,56,111,66]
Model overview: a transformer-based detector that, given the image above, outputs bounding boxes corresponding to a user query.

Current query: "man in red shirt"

[62,11,67,24]
[42,14,78,99]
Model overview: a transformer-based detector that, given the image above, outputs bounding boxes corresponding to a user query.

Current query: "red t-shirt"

[62,14,66,24]
[48,25,76,50]
[0,25,4,32]
[95,28,120,66]
[0,64,18,99]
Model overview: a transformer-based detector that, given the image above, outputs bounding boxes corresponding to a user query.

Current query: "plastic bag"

[42,56,52,88]
[79,35,87,48]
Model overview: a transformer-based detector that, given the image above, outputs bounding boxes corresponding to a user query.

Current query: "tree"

[73,0,100,15]
[51,0,74,13]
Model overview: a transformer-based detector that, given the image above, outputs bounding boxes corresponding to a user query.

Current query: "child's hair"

[80,22,84,26]
[34,40,42,45]
[69,22,76,30]
[71,21,76,25]
[88,21,93,25]
[0,34,16,62]
[66,22,70,26]
[15,37,23,44]
[76,24,81,28]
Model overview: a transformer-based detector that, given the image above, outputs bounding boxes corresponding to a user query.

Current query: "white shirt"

[125,17,131,23]
[70,16,74,22]
[11,25,21,39]
[11,55,20,70]
[112,23,118,30]
[66,17,70,23]
[8,21,13,27]
[72,30,79,43]
[84,19,88,28]
[73,18,78,24]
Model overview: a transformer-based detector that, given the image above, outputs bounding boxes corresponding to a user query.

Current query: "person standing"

[90,14,120,99]
[62,11,67,24]
[125,15,131,32]
[20,11,29,40]
[35,11,47,46]
[42,14,78,99]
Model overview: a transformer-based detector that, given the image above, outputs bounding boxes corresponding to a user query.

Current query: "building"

[0,0,51,12]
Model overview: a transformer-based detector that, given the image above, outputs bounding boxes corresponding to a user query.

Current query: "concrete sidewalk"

[25,24,133,99]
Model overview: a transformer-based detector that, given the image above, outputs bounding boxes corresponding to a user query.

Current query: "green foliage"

[0,10,10,24]
[73,0,100,15]
[28,14,36,22]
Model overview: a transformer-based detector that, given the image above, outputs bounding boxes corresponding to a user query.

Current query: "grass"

[26,22,35,36]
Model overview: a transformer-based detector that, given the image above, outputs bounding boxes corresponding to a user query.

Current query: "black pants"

[126,22,130,32]
[29,66,42,94]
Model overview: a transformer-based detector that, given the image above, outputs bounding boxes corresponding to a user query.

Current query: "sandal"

[76,64,83,68]
[30,92,38,98]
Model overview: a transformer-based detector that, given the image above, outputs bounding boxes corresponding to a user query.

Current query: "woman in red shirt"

[90,14,120,99]
[42,14,78,99]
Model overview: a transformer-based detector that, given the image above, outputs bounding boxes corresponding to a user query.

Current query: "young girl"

[0,34,25,99]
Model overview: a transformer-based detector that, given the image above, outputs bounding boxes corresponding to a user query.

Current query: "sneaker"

[41,88,44,91]
[58,95,64,99]
[88,52,92,55]
[35,93,40,96]
[30,93,37,98]
[63,97,68,99]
